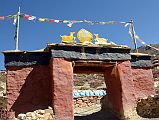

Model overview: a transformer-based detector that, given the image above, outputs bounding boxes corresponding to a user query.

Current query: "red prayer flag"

[49,19,55,22]
[0,16,5,20]
[24,14,29,19]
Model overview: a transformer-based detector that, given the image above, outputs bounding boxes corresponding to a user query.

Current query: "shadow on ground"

[75,110,119,120]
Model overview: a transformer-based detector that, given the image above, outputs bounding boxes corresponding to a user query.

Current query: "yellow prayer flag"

[63,20,69,23]
[39,18,46,22]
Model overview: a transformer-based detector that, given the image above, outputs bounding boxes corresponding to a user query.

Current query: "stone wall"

[73,74,106,90]
[74,96,103,108]
[152,57,159,94]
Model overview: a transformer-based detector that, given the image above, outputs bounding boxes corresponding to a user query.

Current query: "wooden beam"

[74,60,115,67]
[73,66,106,74]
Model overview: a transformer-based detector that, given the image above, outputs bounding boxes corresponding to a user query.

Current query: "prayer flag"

[49,19,55,22]
[24,14,29,19]
[0,16,5,20]
[28,16,36,21]
[39,18,46,22]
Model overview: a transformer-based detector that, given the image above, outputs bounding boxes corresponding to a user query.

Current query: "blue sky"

[0,0,159,70]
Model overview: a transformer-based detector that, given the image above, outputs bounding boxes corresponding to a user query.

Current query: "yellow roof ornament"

[61,32,76,43]
[94,34,108,45]
[77,29,93,43]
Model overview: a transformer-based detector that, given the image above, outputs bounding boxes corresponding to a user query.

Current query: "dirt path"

[74,104,119,120]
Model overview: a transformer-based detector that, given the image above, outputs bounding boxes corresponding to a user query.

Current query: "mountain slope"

[131,44,159,56]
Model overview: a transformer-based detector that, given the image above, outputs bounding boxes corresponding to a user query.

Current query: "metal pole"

[130,20,138,53]
[15,7,20,51]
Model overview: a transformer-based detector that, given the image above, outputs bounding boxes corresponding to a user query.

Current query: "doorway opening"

[73,61,119,120]
[73,73,107,119]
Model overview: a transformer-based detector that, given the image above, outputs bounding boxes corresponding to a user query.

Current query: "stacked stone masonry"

[152,57,159,94]
[74,96,103,108]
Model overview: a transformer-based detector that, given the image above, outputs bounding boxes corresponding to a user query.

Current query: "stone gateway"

[3,43,155,120]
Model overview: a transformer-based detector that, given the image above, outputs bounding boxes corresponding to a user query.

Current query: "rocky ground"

[137,95,159,119]
[15,106,54,120]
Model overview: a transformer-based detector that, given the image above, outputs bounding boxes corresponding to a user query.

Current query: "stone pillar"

[104,61,136,119]
[50,58,74,120]
[132,68,155,98]
[6,65,52,119]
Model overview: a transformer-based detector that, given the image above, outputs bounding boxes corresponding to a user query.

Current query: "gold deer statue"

[94,34,108,45]
[61,32,76,43]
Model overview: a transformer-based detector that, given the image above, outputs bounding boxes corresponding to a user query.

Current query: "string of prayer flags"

[62,20,83,27]
[135,35,159,51]
[83,20,126,25]
[135,35,146,45]
[22,14,79,27]
[0,14,18,21]
[23,14,59,23]
[21,14,128,27]
[0,13,129,28]
[126,22,159,51]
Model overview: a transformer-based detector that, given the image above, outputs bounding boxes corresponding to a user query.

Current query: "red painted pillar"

[132,68,155,99]
[50,58,74,120]
[104,61,136,119]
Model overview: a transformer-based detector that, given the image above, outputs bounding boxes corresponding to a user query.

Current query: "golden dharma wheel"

[77,29,93,43]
